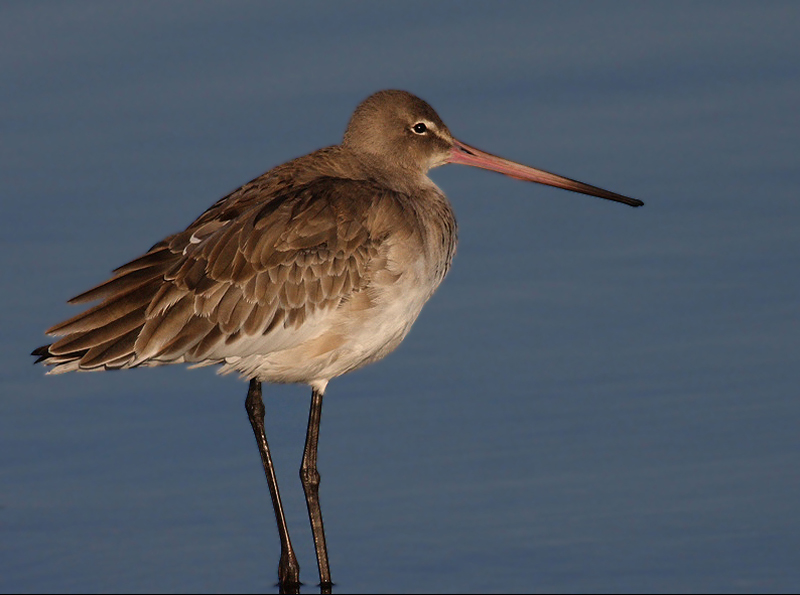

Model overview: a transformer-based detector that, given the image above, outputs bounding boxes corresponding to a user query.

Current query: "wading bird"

[34,90,643,589]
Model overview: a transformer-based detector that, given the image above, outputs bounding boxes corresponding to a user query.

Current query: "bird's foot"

[278,551,301,591]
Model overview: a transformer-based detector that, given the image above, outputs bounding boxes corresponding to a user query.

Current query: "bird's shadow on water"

[278,581,332,594]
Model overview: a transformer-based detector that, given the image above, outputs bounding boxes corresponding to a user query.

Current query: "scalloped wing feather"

[37,173,391,374]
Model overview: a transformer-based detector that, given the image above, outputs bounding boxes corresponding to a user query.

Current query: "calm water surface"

[2,3,798,593]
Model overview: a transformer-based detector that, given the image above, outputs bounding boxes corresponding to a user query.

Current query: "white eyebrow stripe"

[412,119,437,134]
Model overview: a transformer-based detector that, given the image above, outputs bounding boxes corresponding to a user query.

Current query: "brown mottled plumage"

[33,90,642,587]
[35,99,458,385]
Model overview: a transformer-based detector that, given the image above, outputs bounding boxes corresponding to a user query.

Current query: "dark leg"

[300,386,332,587]
[244,379,300,587]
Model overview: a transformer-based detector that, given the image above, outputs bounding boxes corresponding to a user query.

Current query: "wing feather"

[153,316,217,360]
[80,327,141,369]
[35,168,408,374]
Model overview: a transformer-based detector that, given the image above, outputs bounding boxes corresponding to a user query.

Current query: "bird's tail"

[31,343,95,374]
[31,243,175,374]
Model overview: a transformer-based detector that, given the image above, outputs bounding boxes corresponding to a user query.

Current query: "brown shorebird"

[33,89,643,589]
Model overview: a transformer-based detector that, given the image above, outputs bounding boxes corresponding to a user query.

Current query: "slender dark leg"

[300,386,332,587]
[244,379,300,587]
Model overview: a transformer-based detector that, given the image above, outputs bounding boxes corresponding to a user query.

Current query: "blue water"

[2,3,799,592]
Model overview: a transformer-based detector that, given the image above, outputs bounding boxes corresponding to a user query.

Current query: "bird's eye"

[412,122,428,134]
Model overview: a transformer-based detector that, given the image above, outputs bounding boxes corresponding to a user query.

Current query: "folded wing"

[34,176,381,374]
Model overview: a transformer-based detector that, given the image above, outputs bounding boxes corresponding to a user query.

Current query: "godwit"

[33,90,643,588]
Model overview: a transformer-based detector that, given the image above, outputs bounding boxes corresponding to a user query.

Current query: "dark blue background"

[2,3,798,592]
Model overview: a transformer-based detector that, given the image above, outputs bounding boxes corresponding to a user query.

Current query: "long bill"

[447,139,644,207]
